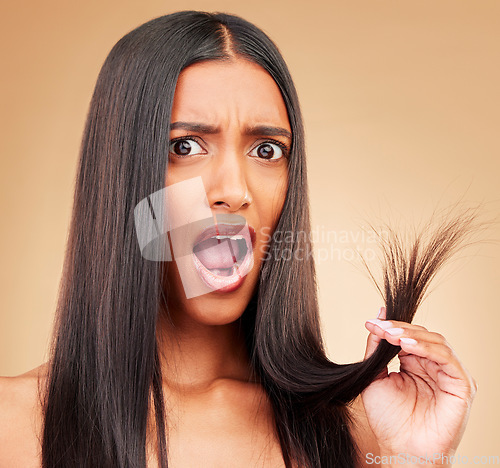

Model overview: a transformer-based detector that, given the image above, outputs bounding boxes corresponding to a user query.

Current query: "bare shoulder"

[0,362,49,467]
[348,395,380,467]
[0,362,48,409]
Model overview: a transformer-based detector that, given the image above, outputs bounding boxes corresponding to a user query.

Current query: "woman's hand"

[361,307,477,466]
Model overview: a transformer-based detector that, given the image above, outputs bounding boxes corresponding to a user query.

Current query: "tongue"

[193,238,241,270]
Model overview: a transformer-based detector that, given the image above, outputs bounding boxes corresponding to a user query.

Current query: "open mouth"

[193,235,248,276]
[191,223,255,292]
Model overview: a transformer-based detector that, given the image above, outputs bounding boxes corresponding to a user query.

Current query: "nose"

[205,152,252,212]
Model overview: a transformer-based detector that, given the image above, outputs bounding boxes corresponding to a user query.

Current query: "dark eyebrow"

[170,121,292,140]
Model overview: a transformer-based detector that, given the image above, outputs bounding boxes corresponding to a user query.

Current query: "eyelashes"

[251,139,289,161]
[168,135,290,161]
[169,137,205,158]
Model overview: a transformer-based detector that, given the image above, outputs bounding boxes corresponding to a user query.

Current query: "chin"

[183,296,249,326]
[165,258,260,327]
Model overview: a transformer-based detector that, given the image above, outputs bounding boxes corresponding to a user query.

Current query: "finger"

[365,321,447,347]
[363,307,389,380]
[363,307,386,359]
[363,331,389,380]
[365,317,477,400]
[365,318,428,333]
[397,338,461,378]
[364,328,381,360]
[368,306,421,331]
[398,339,476,399]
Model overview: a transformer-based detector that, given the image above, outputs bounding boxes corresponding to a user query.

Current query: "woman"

[0,10,477,467]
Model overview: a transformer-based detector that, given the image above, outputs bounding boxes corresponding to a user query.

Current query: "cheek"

[165,163,183,187]
[250,169,287,257]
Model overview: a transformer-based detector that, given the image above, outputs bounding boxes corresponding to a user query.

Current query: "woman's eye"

[169,138,204,157]
[250,142,286,161]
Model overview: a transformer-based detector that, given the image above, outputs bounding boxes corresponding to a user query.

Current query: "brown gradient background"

[1,0,499,460]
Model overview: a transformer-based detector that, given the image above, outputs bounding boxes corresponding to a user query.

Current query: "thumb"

[363,306,386,360]
[363,306,389,381]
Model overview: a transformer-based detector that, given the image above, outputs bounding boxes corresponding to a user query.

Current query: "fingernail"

[366,319,393,330]
[377,306,385,319]
[385,327,404,336]
[400,337,418,345]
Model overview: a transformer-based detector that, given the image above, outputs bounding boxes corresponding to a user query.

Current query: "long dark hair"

[41,10,482,467]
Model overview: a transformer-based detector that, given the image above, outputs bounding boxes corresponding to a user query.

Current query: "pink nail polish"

[366,319,393,330]
[385,327,404,336]
[400,337,417,345]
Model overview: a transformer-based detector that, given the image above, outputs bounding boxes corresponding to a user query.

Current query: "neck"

[156,306,255,392]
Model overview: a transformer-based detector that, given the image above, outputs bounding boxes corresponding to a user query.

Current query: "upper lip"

[193,222,256,250]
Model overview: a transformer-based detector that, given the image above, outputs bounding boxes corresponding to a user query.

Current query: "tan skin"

[0,58,476,467]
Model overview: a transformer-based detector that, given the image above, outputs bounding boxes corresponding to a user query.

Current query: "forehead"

[171,58,290,129]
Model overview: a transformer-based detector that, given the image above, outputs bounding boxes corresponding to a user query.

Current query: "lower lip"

[192,243,254,294]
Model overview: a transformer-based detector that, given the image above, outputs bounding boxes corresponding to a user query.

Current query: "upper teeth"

[213,235,244,240]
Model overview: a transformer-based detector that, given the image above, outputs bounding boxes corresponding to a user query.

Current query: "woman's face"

[164,58,290,326]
